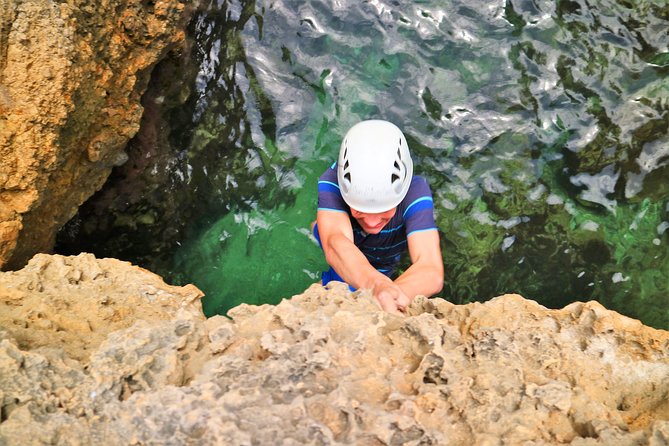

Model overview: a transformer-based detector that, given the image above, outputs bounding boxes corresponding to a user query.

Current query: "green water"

[57,0,669,327]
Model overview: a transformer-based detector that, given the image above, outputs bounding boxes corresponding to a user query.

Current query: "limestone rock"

[0,253,204,362]
[0,0,190,270]
[1,254,669,445]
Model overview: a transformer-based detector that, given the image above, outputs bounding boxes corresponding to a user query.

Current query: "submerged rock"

[1,253,668,445]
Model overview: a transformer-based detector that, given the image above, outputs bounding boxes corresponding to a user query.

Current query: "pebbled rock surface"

[1,254,669,445]
[0,0,190,270]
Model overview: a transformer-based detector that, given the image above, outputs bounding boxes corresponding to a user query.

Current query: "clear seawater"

[57,0,669,328]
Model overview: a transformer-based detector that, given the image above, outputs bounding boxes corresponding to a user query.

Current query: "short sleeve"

[402,176,438,235]
[317,164,348,212]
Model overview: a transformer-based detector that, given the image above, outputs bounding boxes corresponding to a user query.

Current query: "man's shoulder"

[318,163,338,183]
[406,175,432,197]
[397,175,434,217]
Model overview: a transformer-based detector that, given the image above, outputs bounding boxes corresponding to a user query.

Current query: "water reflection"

[57,0,669,327]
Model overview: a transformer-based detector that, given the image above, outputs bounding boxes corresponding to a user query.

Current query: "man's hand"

[372,281,412,315]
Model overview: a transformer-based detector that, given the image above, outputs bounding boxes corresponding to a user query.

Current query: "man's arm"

[316,209,409,314]
[394,229,444,299]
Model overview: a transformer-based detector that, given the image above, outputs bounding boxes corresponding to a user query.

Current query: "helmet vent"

[392,151,404,188]
[344,172,351,182]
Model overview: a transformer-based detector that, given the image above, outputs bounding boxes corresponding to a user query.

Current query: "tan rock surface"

[0,0,190,270]
[0,253,204,362]
[1,253,669,445]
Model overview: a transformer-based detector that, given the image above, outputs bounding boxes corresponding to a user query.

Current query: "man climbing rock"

[313,120,444,314]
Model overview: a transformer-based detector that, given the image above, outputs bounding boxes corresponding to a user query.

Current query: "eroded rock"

[0,253,203,362]
[0,0,190,270]
[1,254,669,445]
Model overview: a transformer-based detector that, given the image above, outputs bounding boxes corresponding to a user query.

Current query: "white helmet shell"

[337,120,413,213]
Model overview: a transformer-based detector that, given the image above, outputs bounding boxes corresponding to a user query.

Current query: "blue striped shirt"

[317,164,438,273]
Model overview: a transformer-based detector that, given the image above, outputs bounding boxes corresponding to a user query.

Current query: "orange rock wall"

[0,0,190,269]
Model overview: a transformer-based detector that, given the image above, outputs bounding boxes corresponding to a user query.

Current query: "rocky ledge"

[1,253,668,445]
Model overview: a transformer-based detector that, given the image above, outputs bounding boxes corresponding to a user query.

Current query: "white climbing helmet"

[337,120,413,213]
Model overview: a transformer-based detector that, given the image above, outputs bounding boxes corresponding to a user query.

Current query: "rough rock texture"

[1,254,669,445]
[0,253,204,363]
[0,0,190,270]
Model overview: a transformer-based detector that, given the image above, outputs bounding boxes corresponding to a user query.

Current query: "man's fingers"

[376,292,403,315]
[395,294,411,311]
[371,282,411,315]
[377,293,394,311]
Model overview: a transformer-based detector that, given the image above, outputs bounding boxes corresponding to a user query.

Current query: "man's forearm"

[394,262,444,300]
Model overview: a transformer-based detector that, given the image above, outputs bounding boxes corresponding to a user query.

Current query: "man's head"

[337,120,413,218]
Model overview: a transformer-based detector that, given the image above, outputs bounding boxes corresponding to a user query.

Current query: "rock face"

[1,254,669,445]
[0,0,190,270]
